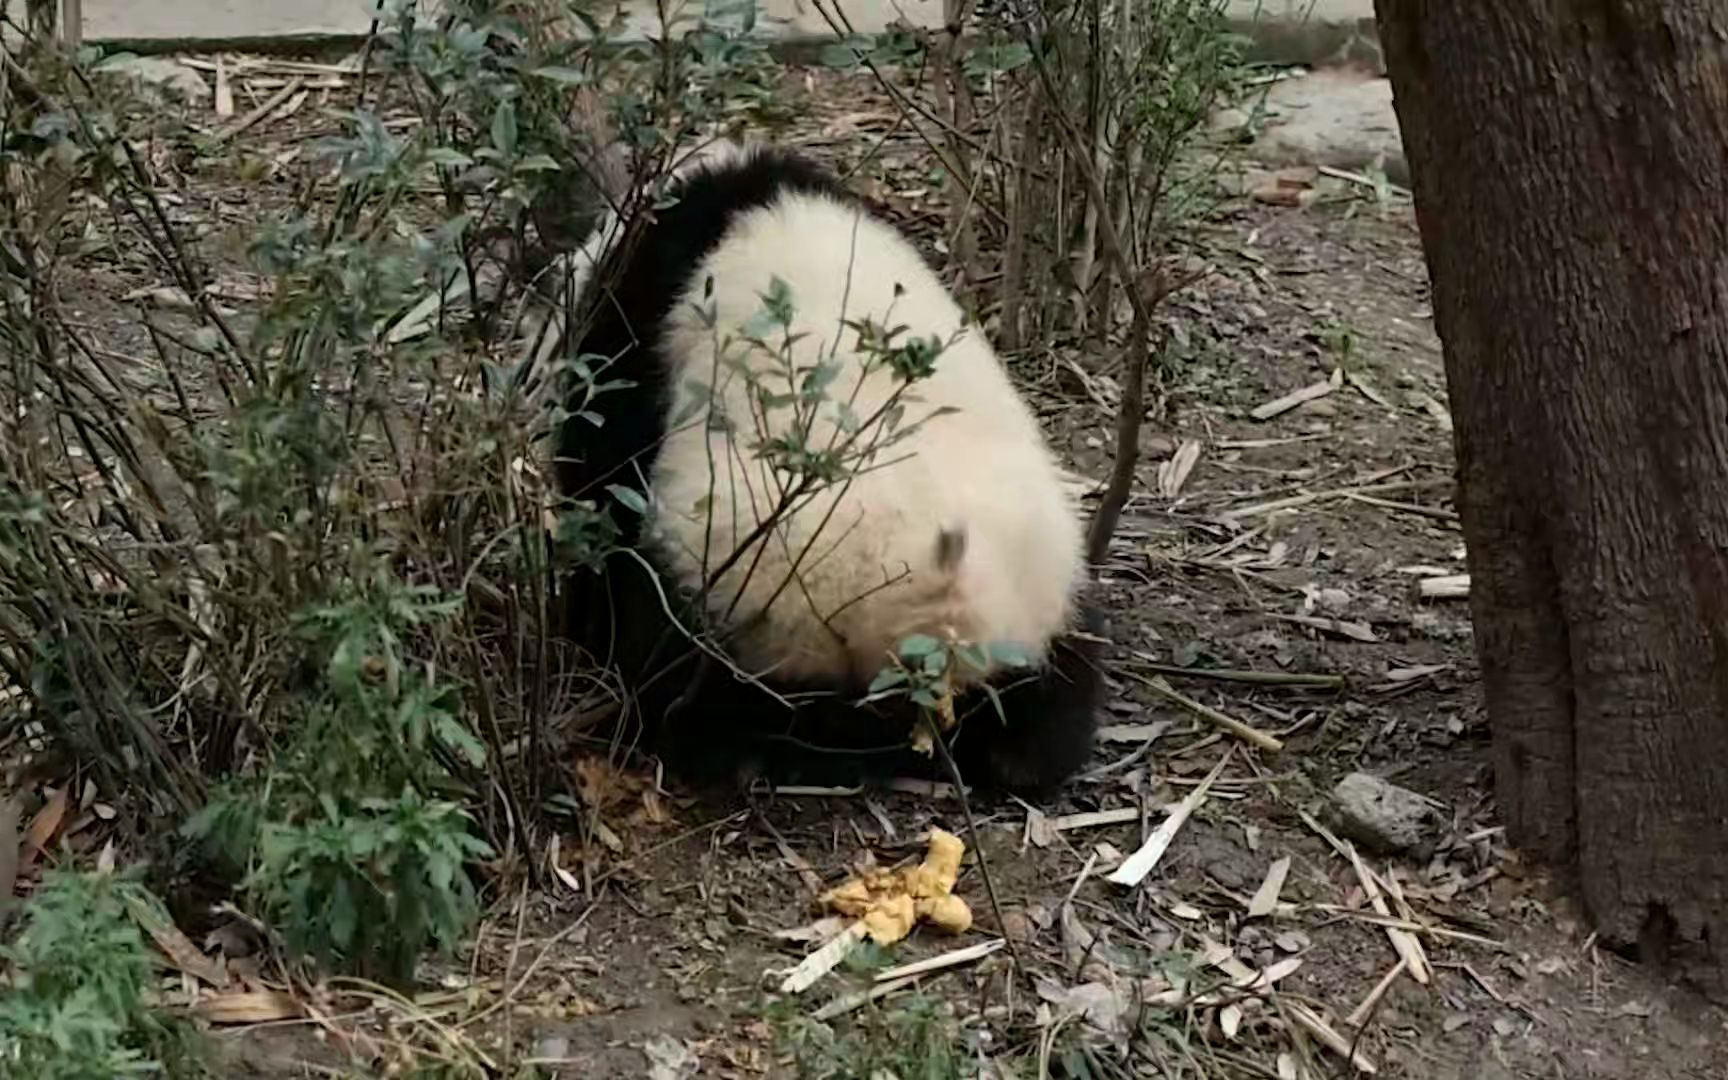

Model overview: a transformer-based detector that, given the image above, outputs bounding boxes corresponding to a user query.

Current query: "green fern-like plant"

[0,870,212,1079]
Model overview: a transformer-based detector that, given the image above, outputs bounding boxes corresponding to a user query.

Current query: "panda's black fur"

[553,143,1104,798]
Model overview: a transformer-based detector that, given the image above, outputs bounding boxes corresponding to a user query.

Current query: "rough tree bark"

[1376,0,1728,988]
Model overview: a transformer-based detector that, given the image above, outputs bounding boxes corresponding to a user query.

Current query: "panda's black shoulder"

[555,145,856,528]
[575,144,856,355]
[654,144,856,249]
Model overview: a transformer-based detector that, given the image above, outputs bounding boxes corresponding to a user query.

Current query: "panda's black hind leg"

[954,602,1107,800]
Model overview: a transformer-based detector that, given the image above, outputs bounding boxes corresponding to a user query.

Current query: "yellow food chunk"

[816,828,972,945]
[861,894,917,944]
[917,893,973,935]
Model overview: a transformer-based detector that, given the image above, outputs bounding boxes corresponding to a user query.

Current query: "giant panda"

[553,141,1104,797]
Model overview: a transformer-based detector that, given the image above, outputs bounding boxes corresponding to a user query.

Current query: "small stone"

[1274,930,1309,953]
[1143,432,1179,458]
[643,1034,699,1080]
[1250,71,1409,187]
[1211,105,1250,131]
[1001,908,1038,943]
[1210,106,1254,143]
[96,57,211,104]
[535,1035,570,1060]
[1328,771,1438,854]
[1312,586,1352,612]
[1206,857,1248,891]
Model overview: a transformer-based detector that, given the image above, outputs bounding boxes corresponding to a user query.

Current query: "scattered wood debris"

[1250,366,1342,420]
[214,56,234,118]
[811,971,920,1020]
[1247,856,1293,919]
[1124,670,1285,752]
[1250,165,1321,208]
[210,77,307,144]
[1128,657,1344,688]
[1096,720,1173,743]
[124,891,229,988]
[1158,438,1203,498]
[1275,611,1380,643]
[1347,956,1409,1026]
[193,988,303,1025]
[1345,367,1394,408]
[1288,1000,1379,1073]
[20,786,68,873]
[1108,751,1232,886]
[1419,573,1470,599]
[874,938,1003,983]
[1299,809,1432,986]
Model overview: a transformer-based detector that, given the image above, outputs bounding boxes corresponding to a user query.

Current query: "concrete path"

[79,0,947,45]
[78,0,1375,50]
[84,0,382,43]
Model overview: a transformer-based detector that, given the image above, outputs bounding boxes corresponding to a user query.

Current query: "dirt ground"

[35,55,1728,1079]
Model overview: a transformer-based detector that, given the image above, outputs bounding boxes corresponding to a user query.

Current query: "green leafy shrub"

[0,870,210,1079]
[183,568,494,984]
[0,0,799,991]
[768,991,968,1080]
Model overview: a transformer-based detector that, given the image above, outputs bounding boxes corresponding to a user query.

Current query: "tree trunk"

[1376,0,1728,989]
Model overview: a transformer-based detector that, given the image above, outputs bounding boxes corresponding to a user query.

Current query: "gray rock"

[1250,70,1408,187]
[643,1034,699,1080]
[1227,0,1382,71]
[95,56,211,105]
[1329,771,1437,854]
[1210,105,1254,139]
[534,1036,569,1060]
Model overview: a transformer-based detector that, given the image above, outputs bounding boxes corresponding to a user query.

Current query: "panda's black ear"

[935,525,967,571]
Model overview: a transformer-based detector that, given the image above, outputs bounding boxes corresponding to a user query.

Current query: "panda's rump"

[644,183,1084,689]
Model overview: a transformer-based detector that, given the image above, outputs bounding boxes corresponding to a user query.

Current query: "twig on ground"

[1273,612,1379,643]
[1107,748,1233,886]
[456,898,600,1030]
[1418,573,1471,599]
[1298,809,1431,984]
[209,77,305,144]
[780,920,870,994]
[1217,476,1447,522]
[812,972,920,1020]
[1310,907,1506,949]
[1125,655,1344,688]
[1346,956,1407,1027]
[1122,670,1284,752]
[1249,369,1340,420]
[1342,491,1459,523]
[1286,999,1380,1073]
[1048,807,1141,833]
[876,938,1005,983]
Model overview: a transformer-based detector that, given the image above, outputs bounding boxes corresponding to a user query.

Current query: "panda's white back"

[646,188,1085,686]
